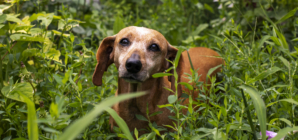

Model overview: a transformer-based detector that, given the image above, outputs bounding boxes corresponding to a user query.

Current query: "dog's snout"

[125,54,142,73]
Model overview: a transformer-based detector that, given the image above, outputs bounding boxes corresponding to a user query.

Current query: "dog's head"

[93,26,183,93]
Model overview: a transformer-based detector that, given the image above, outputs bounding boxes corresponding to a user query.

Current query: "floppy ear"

[92,36,116,86]
[165,44,184,97]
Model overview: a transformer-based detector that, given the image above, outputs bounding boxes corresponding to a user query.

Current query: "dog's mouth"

[121,75,142,83]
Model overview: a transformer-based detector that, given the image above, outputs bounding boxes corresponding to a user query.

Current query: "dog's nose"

[125,54,142,73]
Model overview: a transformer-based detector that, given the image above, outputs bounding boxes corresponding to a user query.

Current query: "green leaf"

[248,67,281,84]
[10,34,44,42]
[113,16,125,34]
[58,92,146,140]
[18,92,38,140]
[186,50,194,71]
[152,73,172,78]
[0,5,12,14]
[157,104,173,108]
[46,48,61,63]
[271,127,298,140]
[279,118,292,126]
[134,128,138,139]
[257,35,271,49]
[135,114,148,122]
[280,99,298,105]
[278,56,290,69]
[239,85,266,140]
[37,13,54,27]
[149,111,163,117]
[276,8,298,24]
[22,48,39,58]
[1,82,34,103]
[146,132,156,139]
[267,98,298,107]
[6,14,24,24]
[174,48,183,67]
[179,82,193,90]
[52,30,70,37]
[206,64,222,82]
[0,14,7,23]
[168,95,177,104]
[193,24,208,35]
[105,107,134,140]
[204,3,214,13]
[273,27,288,49]
[292,38,298,41]
[52,74,63,85]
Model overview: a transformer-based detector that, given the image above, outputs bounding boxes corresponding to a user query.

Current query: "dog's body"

[93,26,223,134]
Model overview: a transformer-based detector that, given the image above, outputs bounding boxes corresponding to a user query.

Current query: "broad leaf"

[1,82,34,103]
[168,95,177,104]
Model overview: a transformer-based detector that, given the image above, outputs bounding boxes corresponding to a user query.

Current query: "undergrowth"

[0,0,298,140]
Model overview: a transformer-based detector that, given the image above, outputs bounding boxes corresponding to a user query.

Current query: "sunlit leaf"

[0,5,12,14]
[1,82,34,103]
[152,73,172,78]
[6,14,24,24]
[10,34,44,42]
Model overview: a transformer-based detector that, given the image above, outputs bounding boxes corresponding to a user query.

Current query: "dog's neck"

[118,77,171,106]
[128,83,139,93]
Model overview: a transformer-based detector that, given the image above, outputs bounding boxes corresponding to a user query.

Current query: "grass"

[0,0,298,140]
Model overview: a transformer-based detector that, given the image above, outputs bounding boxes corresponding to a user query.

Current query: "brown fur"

[92,26,224,134]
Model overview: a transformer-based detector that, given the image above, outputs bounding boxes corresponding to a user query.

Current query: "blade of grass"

[105,107,134,140]
[239,85,266,140]
[18,91,39,140]
[240,89,258,140]
[186,50,194,71]
[58,92,146,140]
[271,127,298,140]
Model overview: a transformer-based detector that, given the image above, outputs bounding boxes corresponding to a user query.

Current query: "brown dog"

[92,26,223,134]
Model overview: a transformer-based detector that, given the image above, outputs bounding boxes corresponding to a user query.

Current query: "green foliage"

[0,0,298,140]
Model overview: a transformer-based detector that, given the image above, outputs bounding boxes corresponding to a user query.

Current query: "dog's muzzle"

[125,53,142,73]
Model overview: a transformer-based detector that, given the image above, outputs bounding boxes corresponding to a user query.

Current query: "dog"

[92,26,223,135]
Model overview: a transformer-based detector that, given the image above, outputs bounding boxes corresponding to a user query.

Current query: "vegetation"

[0,0,298,139]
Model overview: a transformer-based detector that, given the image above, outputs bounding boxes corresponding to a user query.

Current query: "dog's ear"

[165,44,184,97]
[93,36,116,86]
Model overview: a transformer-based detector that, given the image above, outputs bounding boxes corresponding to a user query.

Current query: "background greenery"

[0,0,298,139]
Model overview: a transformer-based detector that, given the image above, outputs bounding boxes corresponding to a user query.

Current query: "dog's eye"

[148,44,160,52]
[120,38,130,46]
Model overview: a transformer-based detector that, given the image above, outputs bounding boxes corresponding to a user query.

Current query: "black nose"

[125,54,142,73]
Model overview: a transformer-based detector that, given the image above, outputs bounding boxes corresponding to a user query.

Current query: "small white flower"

[228,3,234,8]
[218,4,222,9]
